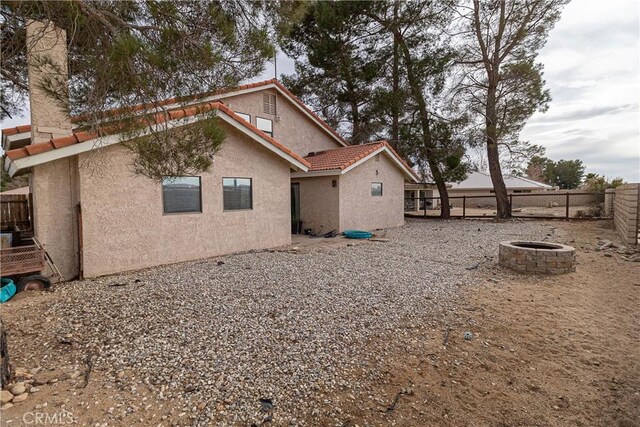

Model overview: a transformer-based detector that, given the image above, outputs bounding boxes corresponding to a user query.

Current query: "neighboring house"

[447,171,554,208]
[1,21,418,279]
[404,183,440,212]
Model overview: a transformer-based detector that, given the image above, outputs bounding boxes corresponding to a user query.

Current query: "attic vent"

[306,150,326,157]
[263,93,276,115]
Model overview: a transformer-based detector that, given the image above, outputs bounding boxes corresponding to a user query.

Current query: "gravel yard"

[2,219,556,425]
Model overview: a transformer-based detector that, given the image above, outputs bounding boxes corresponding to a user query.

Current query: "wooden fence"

[405,191,608,220]
[0,194,31,232]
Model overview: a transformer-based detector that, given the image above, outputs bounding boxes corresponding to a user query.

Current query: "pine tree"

[457,0,569,218]
[1,0,307,178]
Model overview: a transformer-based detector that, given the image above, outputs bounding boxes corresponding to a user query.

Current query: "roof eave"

[5,111,309,176]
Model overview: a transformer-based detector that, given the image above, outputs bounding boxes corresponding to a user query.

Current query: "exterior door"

[291,183,300,233]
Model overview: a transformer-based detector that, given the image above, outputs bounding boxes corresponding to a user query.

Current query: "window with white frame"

[371,182,383,197]
[256,117,273,137]
[162,176,202,214]
[263,92,276,115]
[235,112,251,123]
[223,178,253,210]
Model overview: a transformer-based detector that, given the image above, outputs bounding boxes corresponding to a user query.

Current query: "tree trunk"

[0,319,13,387]
[432,165,450,219]
[485,82,511,219]
[487,140,510,218]
[394,32,451,219]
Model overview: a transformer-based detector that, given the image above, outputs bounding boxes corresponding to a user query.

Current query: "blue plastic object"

[1,278,16,303]
[343,229,373,239]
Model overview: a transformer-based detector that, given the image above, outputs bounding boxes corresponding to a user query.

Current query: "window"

[371,182,383,197]
[223,178,253,210]
[235,112,251,123]
[263,93,276,115]
[256,117,273,137]
[162,177,202,214]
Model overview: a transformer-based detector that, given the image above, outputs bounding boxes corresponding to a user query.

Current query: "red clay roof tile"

[5,101,310,169]
[303,140,418,180]
[51,135,79,149]
[3,79,348,149]
[6,147,30,160]
[25,141,55,156]
[304,142,385,171]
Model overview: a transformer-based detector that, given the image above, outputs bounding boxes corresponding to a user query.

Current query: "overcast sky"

[519,0,639,182]
[4,0,638,182]
[258,0,640,182]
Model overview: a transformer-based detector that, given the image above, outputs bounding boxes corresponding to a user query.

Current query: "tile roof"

[5,102,310,169]
[305,142,386,171]
[304,140,418,181]
[2,124,32,136]
[1,79,348,146]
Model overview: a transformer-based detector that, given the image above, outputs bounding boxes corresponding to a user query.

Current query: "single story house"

[404,182,440,212]
[2,21,418,280]
[403,171,554,212]
[447,171,554,207]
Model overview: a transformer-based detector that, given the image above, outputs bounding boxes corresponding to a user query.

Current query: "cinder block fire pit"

[499,241,576,275]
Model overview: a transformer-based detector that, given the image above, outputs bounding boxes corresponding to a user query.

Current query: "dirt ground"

[1,220,638,426]
[324,220,639,426]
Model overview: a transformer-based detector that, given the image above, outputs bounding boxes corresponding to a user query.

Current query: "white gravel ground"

[43,219,553,425]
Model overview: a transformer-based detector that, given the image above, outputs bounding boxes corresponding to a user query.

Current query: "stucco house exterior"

[2,21,418,280]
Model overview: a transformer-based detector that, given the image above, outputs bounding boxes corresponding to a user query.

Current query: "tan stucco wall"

[293,177,340,234]
[220,88,342,156]
[339,154,405,231]
[78,124,292,278]
[31,158,79,279]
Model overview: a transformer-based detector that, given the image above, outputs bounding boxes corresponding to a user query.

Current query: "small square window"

[162,176,202,214]
[223,178,253,210]
[371,182,383,197]
[256,117,273,137]
[235,112,251,123]
[263,93,276,115]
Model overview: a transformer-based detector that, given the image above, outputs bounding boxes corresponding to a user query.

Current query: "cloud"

[521,0,639,182]
[529,104,638,124]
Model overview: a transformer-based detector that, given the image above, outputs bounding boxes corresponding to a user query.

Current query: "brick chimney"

[26,20,73,144]
[26,20,79,280]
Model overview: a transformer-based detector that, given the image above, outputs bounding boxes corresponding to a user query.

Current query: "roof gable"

[293,141,418,182]
[2,79,349,151]
[4,102,310,176]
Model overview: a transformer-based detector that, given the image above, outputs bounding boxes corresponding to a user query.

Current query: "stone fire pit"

[499,241,576,274]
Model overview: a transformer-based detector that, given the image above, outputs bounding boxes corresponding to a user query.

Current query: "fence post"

[565,193,570,219]
[462,196,466,219]
[509,194,513,216]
